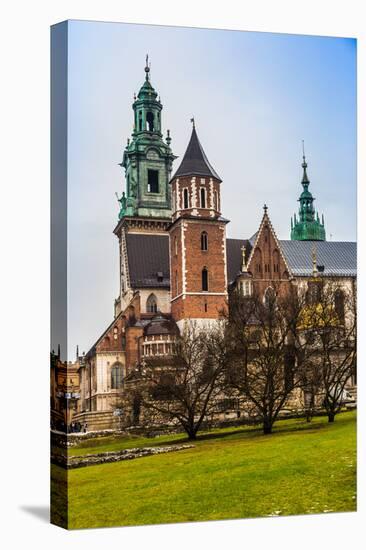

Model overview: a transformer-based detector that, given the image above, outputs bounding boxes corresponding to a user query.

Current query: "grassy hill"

[53,411,356,529]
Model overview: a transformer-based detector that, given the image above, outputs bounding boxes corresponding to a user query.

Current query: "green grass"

[55,411,356,529]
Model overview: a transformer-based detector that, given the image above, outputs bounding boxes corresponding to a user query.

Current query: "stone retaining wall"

[51,444,194,469]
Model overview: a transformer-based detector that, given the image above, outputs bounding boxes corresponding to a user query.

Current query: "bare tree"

[299,280,357,423]
[225,284,307,434]
[137,322,228,440]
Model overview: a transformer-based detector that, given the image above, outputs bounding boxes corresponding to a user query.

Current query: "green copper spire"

[290,143,326,241]
[116,55,176,220]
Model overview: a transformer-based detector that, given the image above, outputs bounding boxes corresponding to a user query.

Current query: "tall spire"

[290,143,326,241]
[301,140,309,185]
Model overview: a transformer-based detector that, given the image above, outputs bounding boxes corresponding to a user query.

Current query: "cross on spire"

[263,203,268,214]
[190,116,195,128]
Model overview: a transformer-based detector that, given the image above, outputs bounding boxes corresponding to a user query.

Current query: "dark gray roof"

[144,314,179,336]
[126,233,170,288]
[125,233,356,289]
[280,240,357,277]
[172,127,221,181]
[226,238,252,284]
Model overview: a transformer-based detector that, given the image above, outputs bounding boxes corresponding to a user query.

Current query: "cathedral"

[68,59,356,431]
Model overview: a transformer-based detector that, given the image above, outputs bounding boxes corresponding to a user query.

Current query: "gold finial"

[241,245,247,272]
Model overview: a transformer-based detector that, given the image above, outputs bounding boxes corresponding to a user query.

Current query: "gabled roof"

[126,233,170,288]
[280,240,357,277]
[172,127,222,181]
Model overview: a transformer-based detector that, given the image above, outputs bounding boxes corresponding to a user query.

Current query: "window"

[147,293,158,313]
[146,111,154,131]
[111,363,123,389]
[174,236,178,256]
[113,326,118,340]
[175,270,179,295]
[200,187,206,208]
[202,267,208,291]
[147,170,159,193]
[138,111,143,131]
[334,289,345,322]
[183,188,189,209]
[240,280,252,296]
[204,302,208,312]
[201,231,208,251]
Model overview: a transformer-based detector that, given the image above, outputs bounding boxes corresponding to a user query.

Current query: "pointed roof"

[172,126,221,181]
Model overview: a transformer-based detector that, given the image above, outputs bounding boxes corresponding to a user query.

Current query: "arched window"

[111,363,123,389]
[146,111,154,131]
[264,287,276,308]
[202,267,208,291]
[200,187,206,208]
[183,188,189,209]
[334,289,345,322]
[201,231,208,251]
[146,293,158,313]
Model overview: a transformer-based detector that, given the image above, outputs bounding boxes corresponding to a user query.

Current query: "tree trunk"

[328,412,336,423]
[263,418,273,435]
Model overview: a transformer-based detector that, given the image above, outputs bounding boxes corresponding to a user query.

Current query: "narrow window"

[138,111,143,131]
[111,363,123,389]
[201,231,208,251]
[202,267,208,291]
[174,236,178,256]
[146,111,154,132]
[147,169,159,193]
[334,289,345,322]
[183,188,189,209]
[200,187,206,208]
[175,270,178,295]
[146,293,158,313]
[204,302,208,312]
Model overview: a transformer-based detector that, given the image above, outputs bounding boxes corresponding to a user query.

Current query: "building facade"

[67,61,356,432]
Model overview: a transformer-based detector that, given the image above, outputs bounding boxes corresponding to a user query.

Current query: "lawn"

[55,411,356,529]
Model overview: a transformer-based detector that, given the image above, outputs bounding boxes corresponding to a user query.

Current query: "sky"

[65,20,356,359]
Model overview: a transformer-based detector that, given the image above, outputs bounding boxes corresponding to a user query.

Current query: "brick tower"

[169,122,229,330]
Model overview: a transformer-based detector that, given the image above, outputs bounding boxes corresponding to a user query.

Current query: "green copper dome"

[116,56,176,221]
[290,148,326,241]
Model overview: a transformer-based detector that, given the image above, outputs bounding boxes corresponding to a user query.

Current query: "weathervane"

[145,53,150,80]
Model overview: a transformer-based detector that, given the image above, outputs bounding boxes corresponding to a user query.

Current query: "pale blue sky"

[66,20,356,358]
